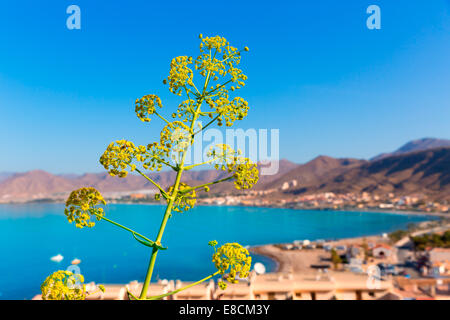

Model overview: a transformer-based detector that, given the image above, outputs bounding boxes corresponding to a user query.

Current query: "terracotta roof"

[373,244,392,250]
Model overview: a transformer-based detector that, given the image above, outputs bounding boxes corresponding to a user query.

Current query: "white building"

[372,244,392,259]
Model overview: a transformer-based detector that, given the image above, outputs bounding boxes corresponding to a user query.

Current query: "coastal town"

[32,219,450,300]
[112,189,450,215]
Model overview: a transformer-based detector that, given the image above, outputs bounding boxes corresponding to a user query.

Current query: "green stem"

[154,111,170,125]
[193,113,221,136]
[139,64,213,299]
[204,79,232,96]
[139,157,185,299]
[134,168,169,198]
[147,271,220,300]
[91,212,154,244]
[139,247,159,299]
[183,157,217,170]
[180,176,233,194]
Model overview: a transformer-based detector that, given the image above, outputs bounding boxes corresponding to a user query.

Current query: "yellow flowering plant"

[41,270,105,300]
[41,34,258,300]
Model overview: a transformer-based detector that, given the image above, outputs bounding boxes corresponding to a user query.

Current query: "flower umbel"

[141,142,169,171]
[100,140,145,177]
[166,182,197,212]
[232,157,259,190]
[196,35,247,86]
[64,187,106,228]
[135,94,163,122]
[206,96,249,127]
[173,98,197,123]
[207,144,259,190]
[160,121,192,164]
[210,242,252,290]
[41,270,86,300]
[208,240,218,247]
[167,56,194,96]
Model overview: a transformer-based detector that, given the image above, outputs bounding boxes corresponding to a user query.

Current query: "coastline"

[250,245,283,273]
[1,200,448,218]
[248,220,448,274]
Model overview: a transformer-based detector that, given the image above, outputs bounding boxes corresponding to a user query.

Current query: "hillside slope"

[372,138,450,161]
[279,147,450,199]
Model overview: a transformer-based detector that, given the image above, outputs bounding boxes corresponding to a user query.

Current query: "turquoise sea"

[0,203,433,299]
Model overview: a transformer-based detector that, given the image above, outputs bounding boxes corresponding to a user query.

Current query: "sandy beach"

[249,234,387,274]
[250,245,328,274]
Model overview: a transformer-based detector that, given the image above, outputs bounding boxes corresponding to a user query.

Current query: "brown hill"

[0,170,75,200]
[205,159,300,194]
[260,156,365,191]
[1,149,449,202]
[279,147,450,199]
[371,138,450,161]
[0,159,298,201]
[0,172,14,183]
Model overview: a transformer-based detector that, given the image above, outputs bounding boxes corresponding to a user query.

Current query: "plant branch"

[193,113,221,136]
[91,212,157,246]
[135,168,169,199]
[154,111,170,125]
[180,176,234,194]
[146,271,220,300]
[205,79,232,96]
[183,158,217,170]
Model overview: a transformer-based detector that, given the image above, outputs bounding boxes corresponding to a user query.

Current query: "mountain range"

[269,148,450,200]
[371,138,450,161]
[0,138,449,202]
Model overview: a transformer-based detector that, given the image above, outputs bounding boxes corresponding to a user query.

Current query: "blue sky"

[0,0,449,173]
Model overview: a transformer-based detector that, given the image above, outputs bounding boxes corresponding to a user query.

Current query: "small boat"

[71,258,81,265]
[50,254,64,263]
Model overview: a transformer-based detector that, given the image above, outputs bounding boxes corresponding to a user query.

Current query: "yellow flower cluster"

[100,140,169,177]
[210,242,252,290]
[166,56,194,96]
[100,140,138,178]
[142,142,169,171]
[196,35,248,87]
[173,98,196,123]
[208,240,218,247]
[64,187,106,228]
[161,35,250,129]
[222,44,248,85]
[135,94,162,122]
[166,182,196,212]
[41,270,86,300]
[160,121,192,163]
[207,144,238,166]
[200,35,228,51]
[160,121,192,149]
[195,36,227,80]
[232,158,259,190]
[206,96,249,126]
[207,144,259,190]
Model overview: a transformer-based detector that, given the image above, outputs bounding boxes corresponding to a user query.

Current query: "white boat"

[50,254,64,263]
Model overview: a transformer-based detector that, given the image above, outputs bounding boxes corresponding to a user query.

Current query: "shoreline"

[1,200,448,218]
[250,246,283,273]
[249,221,449,274]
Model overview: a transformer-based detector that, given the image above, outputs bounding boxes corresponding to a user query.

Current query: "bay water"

[0,203,431,299]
